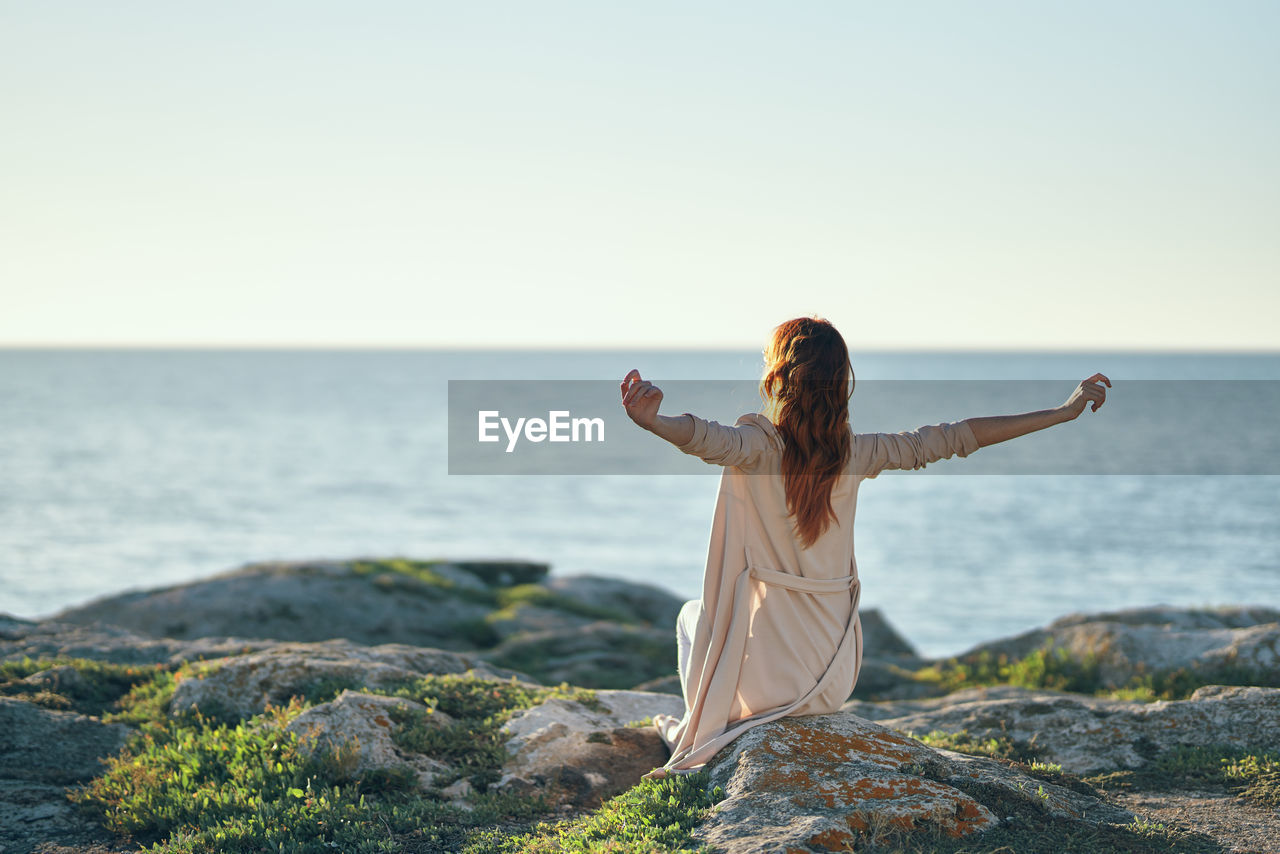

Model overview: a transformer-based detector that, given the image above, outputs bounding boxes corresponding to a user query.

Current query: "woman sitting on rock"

[619,316,1109,777]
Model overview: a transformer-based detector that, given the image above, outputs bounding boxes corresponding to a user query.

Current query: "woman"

[619,316,1109,777]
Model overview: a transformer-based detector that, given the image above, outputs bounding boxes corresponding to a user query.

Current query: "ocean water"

[1,348,1278,658]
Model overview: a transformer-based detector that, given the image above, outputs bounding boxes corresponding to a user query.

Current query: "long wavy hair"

[759,317,854,549]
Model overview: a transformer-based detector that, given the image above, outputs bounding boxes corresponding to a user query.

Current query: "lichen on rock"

[693,712,1134,854]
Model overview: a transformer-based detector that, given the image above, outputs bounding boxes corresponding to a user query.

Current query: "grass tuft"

[463,772,725,853]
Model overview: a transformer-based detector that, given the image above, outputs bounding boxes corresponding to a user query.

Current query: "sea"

[1,348,1277,659]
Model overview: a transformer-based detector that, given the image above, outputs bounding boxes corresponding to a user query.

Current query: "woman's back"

[652,409,980,772]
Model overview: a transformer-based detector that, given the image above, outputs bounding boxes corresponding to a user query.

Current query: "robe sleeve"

[854,420,980,478]
[674,413,775,470]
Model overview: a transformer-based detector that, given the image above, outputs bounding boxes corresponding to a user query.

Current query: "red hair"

[759,317,853,549]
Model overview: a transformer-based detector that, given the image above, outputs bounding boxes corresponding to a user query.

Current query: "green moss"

[913,643,1280,702]
[350,557,497,606]
[492,585,637,625]
[463,772,725,854]
[0,657,175,719]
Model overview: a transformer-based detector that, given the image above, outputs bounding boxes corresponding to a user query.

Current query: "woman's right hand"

[621,369,664,431]
[1060,373,1111,420]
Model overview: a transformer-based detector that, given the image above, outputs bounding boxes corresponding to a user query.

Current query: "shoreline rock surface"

[3,558,1279,854]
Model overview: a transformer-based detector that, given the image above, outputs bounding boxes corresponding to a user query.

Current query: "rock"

[446,560,549,587]
[544,576,684,626]
[169,640,529,719]
[20,663,92,696]
[878,684,1280,774]
[0,779,121,854]
[0,616,278,666]
[485,623,675,690]
[859,608,920,660]
[0,697,130,785]
[52,560,501,649]
[285,690,453,789]
[428,563,492,592]
[957,605,1280,688]
[485,604,598,642]
[498,689,684,807]
[842,685,1049,721]
[847,658,935,702]
[694,712,1133,854]
[632,674,682,696]
[0,698,132,854]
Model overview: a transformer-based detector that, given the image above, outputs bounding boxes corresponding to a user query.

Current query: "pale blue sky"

[1,2,1276,349]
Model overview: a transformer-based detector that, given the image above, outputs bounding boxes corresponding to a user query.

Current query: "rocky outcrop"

[0,698,130,785]
[873,684,1280,774]
[544,576,684,627]
[693,712,1133,854]
[51,560,503,649]
[497,689,685,807]
[169,639,527,719]
[486,622,675,690]
[0,612,277,666]
[42,561,685,676]
[10,558,1280,854]
[0,698,132,854]
[278,687,684,810]
[957,605,1280,689]
[286,691,453,789]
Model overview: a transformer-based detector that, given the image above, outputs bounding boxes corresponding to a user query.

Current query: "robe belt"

[744,545,860,594]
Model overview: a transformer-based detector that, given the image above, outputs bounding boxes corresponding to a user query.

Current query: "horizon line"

[1,342,1279,355]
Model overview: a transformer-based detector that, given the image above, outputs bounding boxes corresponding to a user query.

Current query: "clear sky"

[1,2,1276,350]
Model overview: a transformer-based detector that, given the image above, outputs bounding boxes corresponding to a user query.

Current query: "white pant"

[676,598,702,707]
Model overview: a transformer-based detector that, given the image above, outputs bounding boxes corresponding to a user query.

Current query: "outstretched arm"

[964,373,1111,448]
[621,369,773,469]
[621,369,694,445]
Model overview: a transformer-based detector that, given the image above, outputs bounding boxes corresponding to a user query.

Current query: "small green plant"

[908,729,1042,763]
[912,645,1105,696]
[1085,744,1280,811]
[1027,760,1063,774]
[465,772,725,853]
[1222,751,1280,807]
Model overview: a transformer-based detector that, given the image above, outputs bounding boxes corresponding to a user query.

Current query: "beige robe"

[653,412,980,771]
